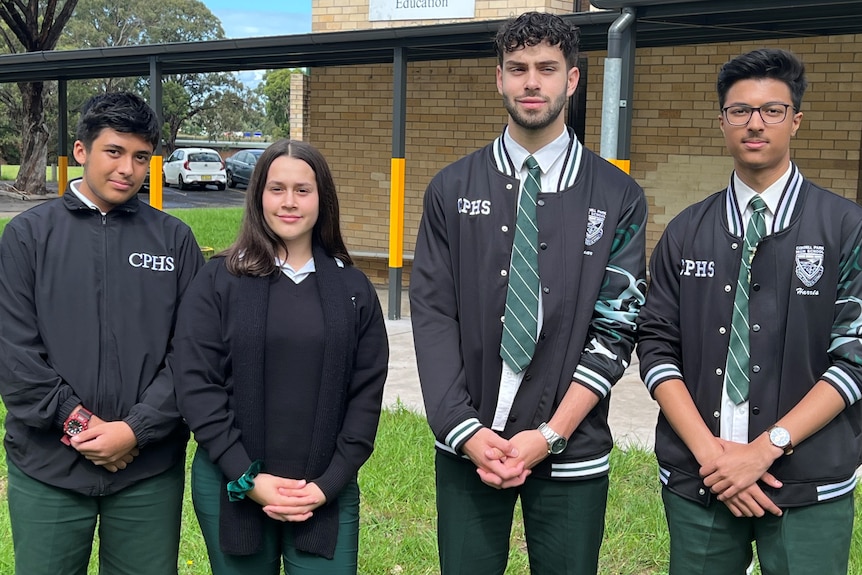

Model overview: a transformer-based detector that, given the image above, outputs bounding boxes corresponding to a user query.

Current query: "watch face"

[550,438,567,454]
[769,426,790,448]
[65,418,86,436]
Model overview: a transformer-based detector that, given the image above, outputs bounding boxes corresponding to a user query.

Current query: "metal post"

[58,80,68,195]
[149,56,164,210]
[600,7,635,173]
[388,47,408,320]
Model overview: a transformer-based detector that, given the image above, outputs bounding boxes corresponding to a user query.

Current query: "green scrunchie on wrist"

[226,460,263,502]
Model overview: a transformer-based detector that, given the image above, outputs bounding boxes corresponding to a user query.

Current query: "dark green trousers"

[191,448,360,575]
[435,452,608,575]
[662,486,854,575]
[6,457,184,575]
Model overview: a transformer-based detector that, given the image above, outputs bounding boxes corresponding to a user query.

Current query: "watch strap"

[61,407,94,445]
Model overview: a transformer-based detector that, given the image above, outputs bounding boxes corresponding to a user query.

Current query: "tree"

[0,0,78,195]
[0,84,24,165]
[261,68,304,138]
[187,85,266,141]
[160,72,248,151]
[60,0,255,151]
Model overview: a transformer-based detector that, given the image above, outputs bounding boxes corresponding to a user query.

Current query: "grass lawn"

[0,208,861,573]
[0,404,670,574]
[0,165,84,181]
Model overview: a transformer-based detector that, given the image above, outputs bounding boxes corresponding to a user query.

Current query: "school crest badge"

[795,245,824,287]
[585,208,606,246]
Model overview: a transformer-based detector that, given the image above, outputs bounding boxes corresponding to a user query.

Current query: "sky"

[204,0,312,39]
[203,0,312,86]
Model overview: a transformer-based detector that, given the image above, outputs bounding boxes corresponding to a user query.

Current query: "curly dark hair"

[76,92,160,151]
[717,48,808,111]
[494,11,580,69]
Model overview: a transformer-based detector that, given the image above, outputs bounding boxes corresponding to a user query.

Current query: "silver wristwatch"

[767,425,794,455]
[538,422,567,455]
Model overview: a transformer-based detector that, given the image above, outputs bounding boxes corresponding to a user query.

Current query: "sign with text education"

[369,0,475,21]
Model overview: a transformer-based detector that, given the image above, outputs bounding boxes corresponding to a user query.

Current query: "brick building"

[295,1,862,284]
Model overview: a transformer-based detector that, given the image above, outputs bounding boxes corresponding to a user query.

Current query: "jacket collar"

[62,178,140,214]
[491,126,583,192]
[724,162,803,236]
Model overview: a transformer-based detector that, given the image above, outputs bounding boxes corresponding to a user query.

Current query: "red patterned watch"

[61,408,93,445]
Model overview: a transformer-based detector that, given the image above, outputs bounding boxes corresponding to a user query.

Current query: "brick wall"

[582,37,862,253]
[308,59,507,278]
[289,73,309,141]
[306,9,862,282]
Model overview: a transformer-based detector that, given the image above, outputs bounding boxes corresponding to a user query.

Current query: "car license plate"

[201,175,212,181]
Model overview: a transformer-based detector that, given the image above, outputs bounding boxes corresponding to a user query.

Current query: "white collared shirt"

[69,179,107,216]
[720,164,793,443]
[276,256,315,284]
[491,127,571,431]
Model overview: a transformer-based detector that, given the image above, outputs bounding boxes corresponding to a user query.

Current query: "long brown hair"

[223,139,353,276]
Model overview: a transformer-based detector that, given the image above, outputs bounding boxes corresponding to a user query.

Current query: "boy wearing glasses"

[637,48,862,574]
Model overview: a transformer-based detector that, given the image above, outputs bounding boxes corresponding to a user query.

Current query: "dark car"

[225,149,265,189]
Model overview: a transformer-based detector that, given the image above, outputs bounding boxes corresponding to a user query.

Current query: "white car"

[163,147,227,191]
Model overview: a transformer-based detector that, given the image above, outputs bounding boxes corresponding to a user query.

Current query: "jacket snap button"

[715,368,723,375]
[725,285,732,292]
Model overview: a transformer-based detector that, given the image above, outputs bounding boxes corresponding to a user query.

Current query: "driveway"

[0,182,245,218]
[140,185,246,209]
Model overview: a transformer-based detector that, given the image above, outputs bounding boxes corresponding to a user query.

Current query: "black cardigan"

[173,245,389,558]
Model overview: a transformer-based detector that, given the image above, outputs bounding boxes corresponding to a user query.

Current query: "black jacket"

[637,166,862,507]
[410,130,647,479]
[0,188,204,495]
[173,250,389,558]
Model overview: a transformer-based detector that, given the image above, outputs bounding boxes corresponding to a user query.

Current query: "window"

[189,152,221,163]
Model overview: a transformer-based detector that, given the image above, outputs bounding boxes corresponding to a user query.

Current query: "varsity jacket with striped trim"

[410,128,647,480]
[637,164,862,507]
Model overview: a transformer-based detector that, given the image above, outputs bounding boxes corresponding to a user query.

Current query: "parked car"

[225,149,265,189]
[163,147,226,191]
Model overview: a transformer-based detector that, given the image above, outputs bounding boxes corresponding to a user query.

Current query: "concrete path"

[378,289,659,450]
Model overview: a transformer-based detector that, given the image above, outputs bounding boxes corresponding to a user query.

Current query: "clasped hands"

[462,427,550,489]
[698,435,784,518]
[69,413,139,473]
[248,474,326,522]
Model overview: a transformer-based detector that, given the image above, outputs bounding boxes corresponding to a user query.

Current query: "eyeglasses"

[721,103,794,126]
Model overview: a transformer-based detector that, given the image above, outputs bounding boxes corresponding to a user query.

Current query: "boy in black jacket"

[0,92,204,574]
[411,12,647,575]
[638,48,862,574]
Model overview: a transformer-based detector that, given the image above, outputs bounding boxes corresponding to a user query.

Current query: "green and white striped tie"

[501,155,541,373]
[725,195,767,404]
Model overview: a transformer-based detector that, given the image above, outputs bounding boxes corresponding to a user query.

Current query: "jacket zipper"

[98,212,108,494]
